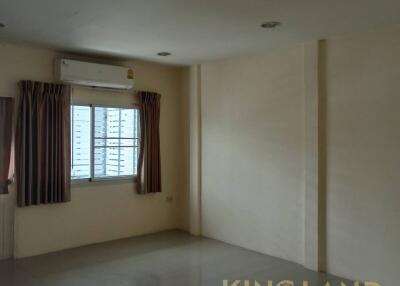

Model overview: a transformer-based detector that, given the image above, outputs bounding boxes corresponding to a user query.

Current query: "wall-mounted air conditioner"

[55,59,134,90]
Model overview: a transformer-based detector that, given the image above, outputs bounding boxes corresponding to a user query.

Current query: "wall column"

[303,40,326,271]
[188,65,202,235]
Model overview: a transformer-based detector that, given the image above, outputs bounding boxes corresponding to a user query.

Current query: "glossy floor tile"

[0,231,358,286]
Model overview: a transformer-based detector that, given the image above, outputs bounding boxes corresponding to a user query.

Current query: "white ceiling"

[0,0,399,65]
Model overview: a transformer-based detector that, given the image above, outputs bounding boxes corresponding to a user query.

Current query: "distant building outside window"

[71,105,140,181]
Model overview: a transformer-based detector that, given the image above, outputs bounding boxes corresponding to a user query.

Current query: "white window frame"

[71,103,140,184]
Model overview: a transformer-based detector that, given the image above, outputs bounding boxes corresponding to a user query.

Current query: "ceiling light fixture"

[260,21,281,29]
[0,23,5,28]
[157,52,171,56]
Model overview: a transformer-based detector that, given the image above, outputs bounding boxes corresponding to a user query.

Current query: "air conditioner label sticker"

[127,68,134,79]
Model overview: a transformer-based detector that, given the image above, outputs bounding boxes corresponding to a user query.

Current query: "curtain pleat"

[16,81,71,207]
[137,91,162,194]
[0,97,14,194]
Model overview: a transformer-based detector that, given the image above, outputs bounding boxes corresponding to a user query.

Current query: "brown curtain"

[16,81,71,207]
[137,91,161,194]
[0,97,14,195]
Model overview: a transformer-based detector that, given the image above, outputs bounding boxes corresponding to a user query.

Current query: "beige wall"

[193,27,400,285]
[199,46,306,264]
[324,28,400,286]
[0,42,187,258]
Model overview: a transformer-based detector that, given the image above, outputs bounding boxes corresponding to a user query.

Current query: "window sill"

[71,176,138,186]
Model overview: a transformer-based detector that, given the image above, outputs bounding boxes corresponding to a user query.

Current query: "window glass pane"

[71,106,91,179]
[94,107,108,138]
[94,147,137,177]
[119,147,136,176]
[120,109,139,138]
[93,107,139,178]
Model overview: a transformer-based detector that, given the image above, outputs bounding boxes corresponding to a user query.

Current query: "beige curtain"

[137,91,161,194]
[16,81,71,207]
[0,97,14,194]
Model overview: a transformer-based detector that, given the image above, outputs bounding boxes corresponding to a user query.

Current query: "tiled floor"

[0,231,357,286]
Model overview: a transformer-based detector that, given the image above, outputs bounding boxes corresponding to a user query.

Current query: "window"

[71,105,140,181]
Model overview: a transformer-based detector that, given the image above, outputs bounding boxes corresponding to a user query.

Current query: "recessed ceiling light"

[0,23,5,28]
[260,21,281,29]
[157,52,171,56]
